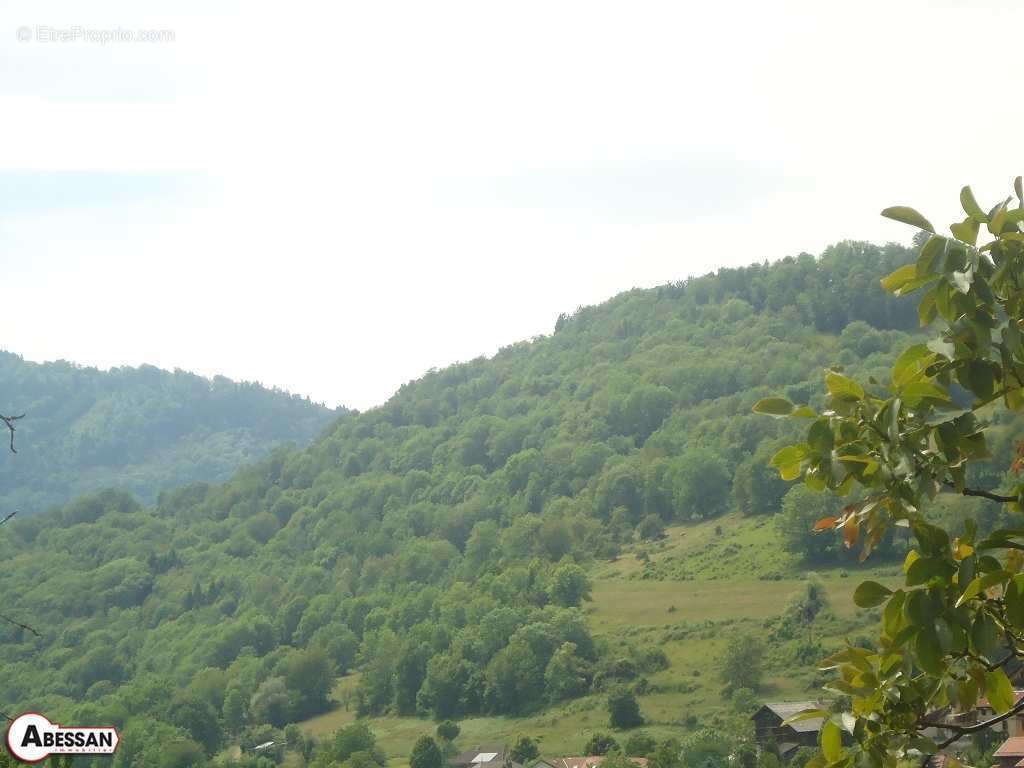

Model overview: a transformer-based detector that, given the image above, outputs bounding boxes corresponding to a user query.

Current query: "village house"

[994,737,1024,768]
[751,701,825,759]
[986,692,1024,768]
[978,693,1024,737]
[895,690,1024,768]
[536,758,648,768]
[450,746,520,768]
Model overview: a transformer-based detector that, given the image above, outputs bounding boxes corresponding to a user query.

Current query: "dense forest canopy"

[0,352,339,513]
[3,241,1020,766]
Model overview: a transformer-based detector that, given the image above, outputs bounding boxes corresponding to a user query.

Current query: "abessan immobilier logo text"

[6,712,119,763]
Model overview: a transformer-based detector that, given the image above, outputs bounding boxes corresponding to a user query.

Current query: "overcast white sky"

[0,0,1021,410]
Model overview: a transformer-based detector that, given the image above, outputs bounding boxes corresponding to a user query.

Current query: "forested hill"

[1,241,959,766]
[0,353,340,512]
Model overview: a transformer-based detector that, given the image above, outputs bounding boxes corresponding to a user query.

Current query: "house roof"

[451,747,507,766]
[776,744,800,759]
[994,737,1024,758]
[755,702,826,733]
[980,691,1024,710]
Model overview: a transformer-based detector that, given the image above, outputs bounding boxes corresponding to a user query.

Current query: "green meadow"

[298,513,896,764]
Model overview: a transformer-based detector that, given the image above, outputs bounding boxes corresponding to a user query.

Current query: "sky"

[0,1,1021,410]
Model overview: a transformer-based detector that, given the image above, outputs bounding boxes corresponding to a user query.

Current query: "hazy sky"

[1,1,1021,410]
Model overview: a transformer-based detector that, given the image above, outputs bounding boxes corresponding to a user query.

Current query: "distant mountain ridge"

[0,351,342,513]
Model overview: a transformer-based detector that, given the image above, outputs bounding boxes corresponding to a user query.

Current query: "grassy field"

[296,513,899,765]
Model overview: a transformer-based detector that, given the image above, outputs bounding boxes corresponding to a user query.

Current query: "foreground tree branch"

[0,413,23,453]
[921,695,1024,749]
[955,485,1017,504]
[756,178,1024,767]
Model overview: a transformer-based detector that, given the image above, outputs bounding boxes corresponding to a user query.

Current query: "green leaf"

[893,344,935,387]
[915,623,944,675]
[990,201,1011,235]
[971,612,999,657]
[985,668,1015,714]
[950,217,980,246]
[901,381,950,407]
[820,719,843,763]
[960,185,988,223]
[853,580,892,608]
[955,576,983,607]
[825,372,864,401]
[752,397,794,417]
[1015,176,1023,206]
[807,420,833,455]
[906,556,948,586]
[909,736,939,755]
[917,235,945,275]
[784,708,829,725]
[918,287,938,326]
[1007,576,1024,629]
[770,444,809,481]
[880,264,918,294]
[935,282,954,321]
[913,519,951,556]
[883,591,906,638]
[958,360,995,400]
[882,206,934,233]
[770,444,809,468]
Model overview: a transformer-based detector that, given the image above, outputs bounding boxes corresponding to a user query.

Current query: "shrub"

[624,732,657,757]
[608,687,644,729]
[436,721,460,742]
[510,736,540,763]
[584,733,619,756]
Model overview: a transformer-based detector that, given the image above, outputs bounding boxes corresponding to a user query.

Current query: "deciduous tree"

[754,178,1024,766]
[410,735,444,768]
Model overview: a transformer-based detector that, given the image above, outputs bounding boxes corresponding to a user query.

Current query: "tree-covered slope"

[0,353,339,512]
[6,241,1001,767]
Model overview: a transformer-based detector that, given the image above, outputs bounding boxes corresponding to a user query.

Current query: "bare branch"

[0,612,40,638]
[0,413,24,453]
[961,487,1017,503]
[944,482,1017,504]
[0,510,16,527]
[921,695,1024,750]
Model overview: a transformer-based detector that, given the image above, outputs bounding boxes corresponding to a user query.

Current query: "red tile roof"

[980,691,1024,709]
[994,737,1024,757]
